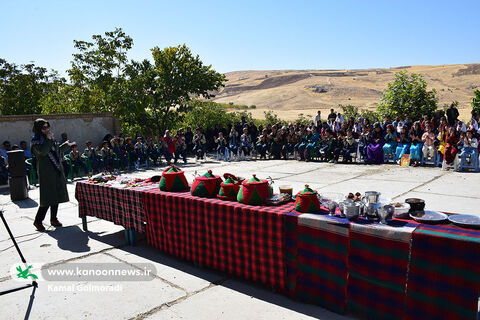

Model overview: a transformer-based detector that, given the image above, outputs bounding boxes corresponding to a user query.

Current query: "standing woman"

[31,119,74,231]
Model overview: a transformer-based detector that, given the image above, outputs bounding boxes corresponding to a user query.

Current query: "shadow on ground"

[46,225,126,253]
[111,236,346,319]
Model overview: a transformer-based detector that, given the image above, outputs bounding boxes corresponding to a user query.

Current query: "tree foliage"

[472,90,480,115]
[67,27,133,113]
[0,59,62,115]
[377,71,438,120]
[183,100,232,130]
[145,44,226,135]
[340,104,380,124]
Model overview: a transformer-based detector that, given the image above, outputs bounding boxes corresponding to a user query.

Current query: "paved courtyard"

[1,159,479,320]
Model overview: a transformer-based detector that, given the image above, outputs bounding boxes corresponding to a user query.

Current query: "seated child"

[193,128,207,160]
[100,141,114,171]
[229,127,239,156]
[135,137,147,165]
[215,132,228,158]
[459,130,478,165]
[146,137,160,166]
[83,141,100,173]
[340,129,357,163]
[240,127,252,157]
[68,144,87,177]
[174,129,187,164]
[256,129,269,159]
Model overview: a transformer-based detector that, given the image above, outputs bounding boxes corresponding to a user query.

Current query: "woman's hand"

[67,141,76,146]
[46,131,53,140]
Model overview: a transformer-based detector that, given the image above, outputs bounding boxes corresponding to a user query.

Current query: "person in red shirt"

[443,127,459,168]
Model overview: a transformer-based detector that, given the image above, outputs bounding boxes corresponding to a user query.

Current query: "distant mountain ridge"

[211,63,480,120]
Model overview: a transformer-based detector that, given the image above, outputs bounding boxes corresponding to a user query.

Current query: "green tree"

[294,113,313,125]
[0,59,63,115]
[263,110,287,126]
[67,27,133,113]
[360,109,380,124]
[147,44,226,135]
[340,104,360,120]
[183,100,231,130]
[116,45,225,136]
[472,90,480,115]
[377,71,438,120]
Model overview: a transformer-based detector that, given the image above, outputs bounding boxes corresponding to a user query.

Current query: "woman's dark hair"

[32,118,50,136]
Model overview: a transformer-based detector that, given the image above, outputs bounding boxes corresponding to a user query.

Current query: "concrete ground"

[1,159,479,320]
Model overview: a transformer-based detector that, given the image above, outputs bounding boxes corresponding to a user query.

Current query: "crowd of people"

[1,105,479,186]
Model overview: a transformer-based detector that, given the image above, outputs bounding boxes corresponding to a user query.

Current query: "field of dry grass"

[212,63,480,121]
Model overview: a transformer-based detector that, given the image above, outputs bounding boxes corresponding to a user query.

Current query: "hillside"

[211,63,480,121]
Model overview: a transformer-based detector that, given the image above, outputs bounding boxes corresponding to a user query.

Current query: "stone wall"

[0,113,121,148]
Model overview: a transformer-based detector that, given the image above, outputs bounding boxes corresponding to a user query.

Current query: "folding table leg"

[82,216,88,231]
[124,229,130,245]
[128,229,136,246]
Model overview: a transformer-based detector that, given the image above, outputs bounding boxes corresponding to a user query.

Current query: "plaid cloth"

[285,211,301,297]
[285,208,350,314]
[142,188,294,290]
[405,223,480,320]
[347,218,417,319]
[75,181,158,232]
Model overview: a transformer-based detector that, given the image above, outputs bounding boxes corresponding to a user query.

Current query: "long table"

[75,180,480,319]
[286,209,480,320]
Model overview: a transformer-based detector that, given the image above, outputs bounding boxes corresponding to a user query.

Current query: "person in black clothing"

[327,109,337,122]
[446,103,459,127]
[185,127,194,155]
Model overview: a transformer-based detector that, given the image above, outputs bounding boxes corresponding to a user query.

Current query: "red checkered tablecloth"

[142,188,294,290]
[75,181,158,233]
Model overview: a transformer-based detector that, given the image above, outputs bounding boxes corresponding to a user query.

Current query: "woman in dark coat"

[31,119,74,231]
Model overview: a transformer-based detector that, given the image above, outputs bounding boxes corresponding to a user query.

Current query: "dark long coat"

[32,139,69,207]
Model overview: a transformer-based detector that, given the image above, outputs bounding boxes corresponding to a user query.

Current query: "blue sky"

[1,0,479,76]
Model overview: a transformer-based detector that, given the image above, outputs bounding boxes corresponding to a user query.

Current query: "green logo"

[16,265,38,280]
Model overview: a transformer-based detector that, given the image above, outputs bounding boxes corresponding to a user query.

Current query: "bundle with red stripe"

[217,173,240,201]
[159,164,189,192]
[405,224,480,320]
[237,174,273,205]
[347,219,416,320]
[191,170,222,198]
[294,185,321,213]
[287,211,350,314]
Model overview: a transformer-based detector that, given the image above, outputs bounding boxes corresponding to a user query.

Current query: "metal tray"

[409,210,448,223]
[448,214,480,229]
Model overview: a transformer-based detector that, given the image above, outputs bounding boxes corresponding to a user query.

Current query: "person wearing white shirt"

[456,121,467,133]
[335,113,345,125]
[459,130,478,167]
[468,117,478,131]
[421,124,436,160]
[314,111,322,127]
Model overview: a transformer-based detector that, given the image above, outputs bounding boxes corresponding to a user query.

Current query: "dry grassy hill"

[212,63,480,121]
